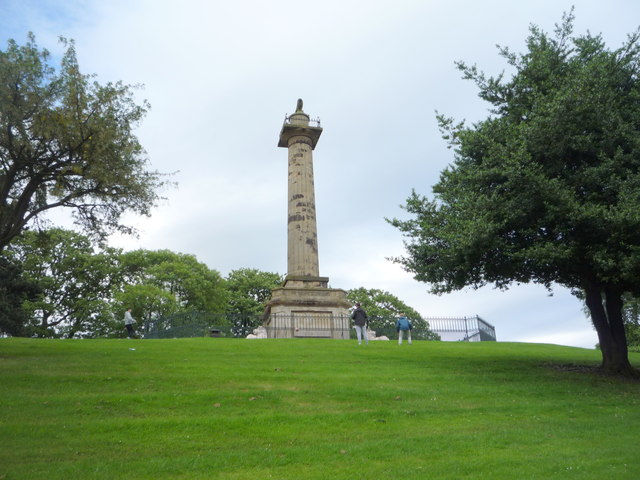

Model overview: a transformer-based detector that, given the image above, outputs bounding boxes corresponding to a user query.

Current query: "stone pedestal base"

[265,280,351,339]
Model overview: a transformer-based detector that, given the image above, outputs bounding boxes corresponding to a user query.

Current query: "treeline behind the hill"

[0,228,439,340]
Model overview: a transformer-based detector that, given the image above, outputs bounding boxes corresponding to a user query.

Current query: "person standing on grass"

[351,303,369,345]
[124,308,136,339]
[396,312,412,345]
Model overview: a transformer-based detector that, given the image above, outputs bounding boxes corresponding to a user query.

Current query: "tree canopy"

[2,226,444,342]
[388,11,640,374]
[620,295,640,350]
[225,268,283,316]
[6,228,120,337]
[116,249,228,330]
[0,255,39,336]
[2,230,229,338]
[0,34,166,252]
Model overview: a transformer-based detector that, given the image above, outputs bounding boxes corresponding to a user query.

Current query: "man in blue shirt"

[396,312,412,345]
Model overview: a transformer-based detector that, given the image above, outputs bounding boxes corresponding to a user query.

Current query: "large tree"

[117,249,227,332]
[389,11,640,375]
[5,232,228,337]
[0,34,166,252]
[5,228,120,337]
[224,268,283,336]
[225,268,283,316]
[0,255,39,336]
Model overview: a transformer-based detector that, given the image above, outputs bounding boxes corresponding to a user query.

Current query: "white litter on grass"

[129,348,136,351]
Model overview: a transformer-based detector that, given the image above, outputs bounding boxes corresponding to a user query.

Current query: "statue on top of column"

[295,98,303,112]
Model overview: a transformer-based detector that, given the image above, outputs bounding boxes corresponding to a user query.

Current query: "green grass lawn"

[1,337,639,479]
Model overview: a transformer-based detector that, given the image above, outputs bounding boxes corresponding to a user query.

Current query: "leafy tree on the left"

[5,228,121,337]
[0,33,167,252]
[115,249,228,334]
[3,229,228,338]
[0,256,39,336]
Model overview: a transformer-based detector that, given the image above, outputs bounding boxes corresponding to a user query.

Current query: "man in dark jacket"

[351,303,369,345]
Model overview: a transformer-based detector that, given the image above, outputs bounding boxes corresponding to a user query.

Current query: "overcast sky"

[3,0,640,348]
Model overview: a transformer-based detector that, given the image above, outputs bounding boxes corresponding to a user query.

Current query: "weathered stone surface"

[286,137,320,277]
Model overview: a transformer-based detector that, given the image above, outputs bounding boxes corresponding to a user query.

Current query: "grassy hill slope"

[1,337,639,479]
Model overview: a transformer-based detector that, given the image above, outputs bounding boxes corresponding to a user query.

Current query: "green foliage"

[5,228,119,337]
[622,294,640,348]
[220,268,283,336]
[116,249,228,332]
[0,256,39,336]
[115,284,179,331]
[0,33,168,252]
[225,268,283,316]
[388,11,640,373]
[1,338,639,479]
[347,287,440,340]
[3,229,228,337]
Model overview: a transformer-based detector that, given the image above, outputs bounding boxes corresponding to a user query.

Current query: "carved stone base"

[265,281,351,339]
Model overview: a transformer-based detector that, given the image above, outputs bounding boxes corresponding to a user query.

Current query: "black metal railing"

[283,113,321,128]
[264,313,350,339]
[427,315,497,342]
[144,312,495,342]
[144,312,263,339]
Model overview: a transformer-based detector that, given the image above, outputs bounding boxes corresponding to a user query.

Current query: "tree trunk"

[584,282,636,376]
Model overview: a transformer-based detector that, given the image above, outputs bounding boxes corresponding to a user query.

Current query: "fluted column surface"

[287,134,319,277]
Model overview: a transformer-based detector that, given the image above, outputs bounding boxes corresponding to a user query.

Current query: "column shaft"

[287,135,319,277]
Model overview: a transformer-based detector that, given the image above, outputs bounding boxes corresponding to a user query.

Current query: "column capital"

[278,124,322,149]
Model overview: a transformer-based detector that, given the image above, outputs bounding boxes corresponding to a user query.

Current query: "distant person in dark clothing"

[351,303,369,345]
[124,308,136,339]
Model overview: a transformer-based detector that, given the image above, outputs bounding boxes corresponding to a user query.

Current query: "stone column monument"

[265,99,351,339]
